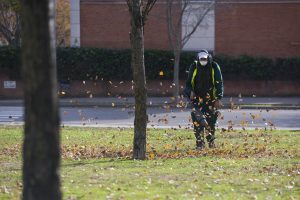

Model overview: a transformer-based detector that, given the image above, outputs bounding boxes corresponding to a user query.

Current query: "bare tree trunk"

[167,0,215,98]
[129,0,147,160]
[0,1,21,46]
[21,0,61,199]
[14,14,21,46]
[173,49,180,98]
[166,0,182,98]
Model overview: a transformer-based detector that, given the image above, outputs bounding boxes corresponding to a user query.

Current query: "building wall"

[215,1,300,58]
[80,1,129,48]
[79,0,213,51]
[78,1,300,58]
[182,4,215,51]
[70,0,80,46]
[80,0,172,50]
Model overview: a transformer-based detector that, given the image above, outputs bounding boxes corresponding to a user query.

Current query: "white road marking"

[0,114,22,122]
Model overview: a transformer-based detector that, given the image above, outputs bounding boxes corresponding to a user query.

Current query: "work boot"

[206,132,216,148]
[208,140,216,148]
[196,140,205,150]
[194,127,205,150]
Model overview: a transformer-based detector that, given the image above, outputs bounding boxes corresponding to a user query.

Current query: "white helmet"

[197,50,209,66]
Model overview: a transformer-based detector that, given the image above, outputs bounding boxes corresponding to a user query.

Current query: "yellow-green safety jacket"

[183,61,224,100]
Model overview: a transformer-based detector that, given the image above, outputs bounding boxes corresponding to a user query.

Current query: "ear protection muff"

[197,49,213,65]
[199,49,212,62]
[208,52,212,62]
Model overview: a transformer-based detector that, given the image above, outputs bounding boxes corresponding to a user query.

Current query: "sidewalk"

[0,97,300,109]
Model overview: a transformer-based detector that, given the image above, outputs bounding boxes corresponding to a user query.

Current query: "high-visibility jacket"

[183,61,224,100]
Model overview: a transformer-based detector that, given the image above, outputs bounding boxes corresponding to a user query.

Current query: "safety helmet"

[197,49,210,66]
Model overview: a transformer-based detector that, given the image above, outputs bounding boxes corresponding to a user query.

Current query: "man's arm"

[213,62,224,100]
[183,62,196,98]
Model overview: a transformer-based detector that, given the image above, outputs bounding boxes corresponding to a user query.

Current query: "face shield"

[197,52,209,66]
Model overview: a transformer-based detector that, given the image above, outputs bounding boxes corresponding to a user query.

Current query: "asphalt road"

[0,106,299,130]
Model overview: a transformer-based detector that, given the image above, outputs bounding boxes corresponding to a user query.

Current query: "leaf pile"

[0,128,299,161]
[61,144,132,160]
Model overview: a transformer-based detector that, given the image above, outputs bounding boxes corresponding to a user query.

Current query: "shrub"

[274,57,300,80]
[0,46,21,79]
[0,47,299,81]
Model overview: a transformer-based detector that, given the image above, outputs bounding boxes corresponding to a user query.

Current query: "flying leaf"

[148,152,155,160]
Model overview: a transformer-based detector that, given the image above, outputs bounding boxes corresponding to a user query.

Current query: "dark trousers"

[191,99,218,144]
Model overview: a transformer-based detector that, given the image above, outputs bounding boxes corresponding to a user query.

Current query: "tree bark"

[0,1,21,46]
[14,14,21,46]
[129,0,147,160]
[166,0,215,98]
[21,0,61,199]
[173,49,181,98]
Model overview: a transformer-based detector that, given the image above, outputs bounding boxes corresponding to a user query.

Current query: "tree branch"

[142,0,157,23]
[166,0,185,52]
[0,1,19,45]
[182,1,215,46]
[166,0,176,39]
[126,0,132,13]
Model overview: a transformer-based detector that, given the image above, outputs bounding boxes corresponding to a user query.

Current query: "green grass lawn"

[0,126,299,199]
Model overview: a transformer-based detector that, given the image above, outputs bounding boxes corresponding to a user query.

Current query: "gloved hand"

[193,109,209,128]
[213,99,222,109]
[190,91,195,100]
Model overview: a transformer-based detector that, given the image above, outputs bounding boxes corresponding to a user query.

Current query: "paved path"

[0,97,300,109]
[1,106,299,130]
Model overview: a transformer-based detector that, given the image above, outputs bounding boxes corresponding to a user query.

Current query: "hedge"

[0,47,21,79]
[0,46,299,81]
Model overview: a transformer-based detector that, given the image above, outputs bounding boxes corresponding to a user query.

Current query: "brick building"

[71,0,215,50]
[71,0,300,58]
[215,0,300,58]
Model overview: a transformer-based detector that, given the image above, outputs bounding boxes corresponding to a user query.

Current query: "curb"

[0,101,299,110]
[60,103,300,110]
